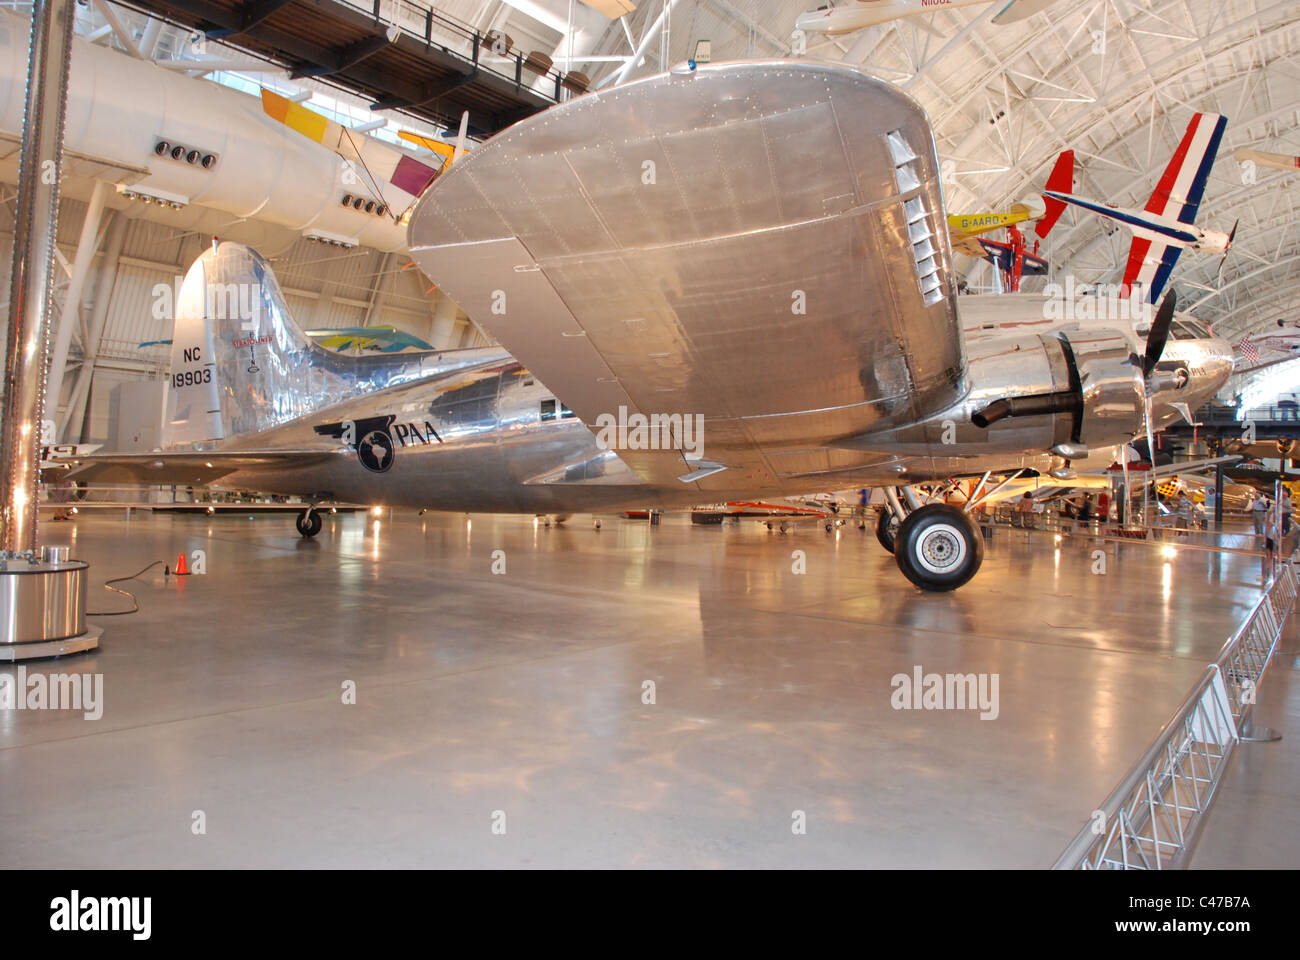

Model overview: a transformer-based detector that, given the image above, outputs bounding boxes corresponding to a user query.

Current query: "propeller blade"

[1143,289,1177,376]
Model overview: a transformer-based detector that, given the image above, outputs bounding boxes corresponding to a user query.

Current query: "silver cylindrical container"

[0,561,88,645]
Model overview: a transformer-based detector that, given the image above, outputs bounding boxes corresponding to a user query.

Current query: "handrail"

[1053,563,1297,869]
[339,0,568,97]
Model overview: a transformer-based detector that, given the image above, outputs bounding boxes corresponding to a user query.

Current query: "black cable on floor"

[87,560,167,616]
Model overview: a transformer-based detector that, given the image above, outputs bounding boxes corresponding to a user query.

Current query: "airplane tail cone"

[1215,219,1240,284]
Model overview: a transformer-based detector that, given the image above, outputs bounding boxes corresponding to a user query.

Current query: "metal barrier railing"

[1053,562,1298,869]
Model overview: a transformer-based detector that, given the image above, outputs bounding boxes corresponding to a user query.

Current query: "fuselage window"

[540,398,557,422]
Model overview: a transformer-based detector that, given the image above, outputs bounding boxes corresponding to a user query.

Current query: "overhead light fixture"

[117,183,190,210]
[303,229,358,249]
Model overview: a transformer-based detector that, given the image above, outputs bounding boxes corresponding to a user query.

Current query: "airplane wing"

[1146,112,1227,225]
[991,0,1059,24]
[398,131,459,163]
[408,61,965,491]
[951,235,987,258]
[59,450,341,486]
[977,239,1014,272]
[976,239,1050,276]
[1122,236,1183,303]
[1020,250,1050,276]
[1077,454,1240,478]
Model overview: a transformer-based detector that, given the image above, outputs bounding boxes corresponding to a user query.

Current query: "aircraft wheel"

[894,504,983,592]
[296,509,322,539]
[875,509,899,554]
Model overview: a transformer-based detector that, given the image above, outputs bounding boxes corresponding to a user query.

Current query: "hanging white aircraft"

[795,0,1060,36]
[63,60,1233,592]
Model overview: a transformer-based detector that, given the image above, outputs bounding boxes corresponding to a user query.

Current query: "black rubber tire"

[296,510,323,539]
[894,504,984,591]
[875,508,899,554]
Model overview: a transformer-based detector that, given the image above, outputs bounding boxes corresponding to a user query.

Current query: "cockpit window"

[540,399,556,422]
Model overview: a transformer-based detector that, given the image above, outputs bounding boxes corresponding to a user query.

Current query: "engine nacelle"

[1067,331,1146,446]
[849,328,1144,456]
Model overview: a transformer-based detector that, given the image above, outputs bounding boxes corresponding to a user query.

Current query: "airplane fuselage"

[1044,190,1230,253]
[214,299,1232,515]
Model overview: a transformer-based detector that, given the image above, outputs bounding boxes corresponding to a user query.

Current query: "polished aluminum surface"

[0,0,74,554]
[164,243,513,447]
[408,60,964,490]
[73,241,1233,515]
[0,561,87,645]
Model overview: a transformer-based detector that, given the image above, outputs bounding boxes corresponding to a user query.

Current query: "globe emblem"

[357,430,394,473]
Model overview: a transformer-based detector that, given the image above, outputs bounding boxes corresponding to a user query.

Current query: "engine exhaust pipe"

[971,391,1081,429]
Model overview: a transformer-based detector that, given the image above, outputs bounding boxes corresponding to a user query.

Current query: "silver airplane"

[68,60,1233,591]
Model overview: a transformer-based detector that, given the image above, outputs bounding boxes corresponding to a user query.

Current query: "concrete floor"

[0,510,1279,868]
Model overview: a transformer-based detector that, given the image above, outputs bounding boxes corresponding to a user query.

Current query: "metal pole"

[1275,479,1285,578]
[611,0,679,87]
[1214,462,1224,528]
[0,0,76,556]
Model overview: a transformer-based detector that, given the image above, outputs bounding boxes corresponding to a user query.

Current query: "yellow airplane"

[398,130,461,165]
[947,201,1042,257]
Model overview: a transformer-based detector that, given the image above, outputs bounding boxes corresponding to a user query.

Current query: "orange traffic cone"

[173,552,189,576]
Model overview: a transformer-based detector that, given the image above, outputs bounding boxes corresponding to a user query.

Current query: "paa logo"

[315,414,443,473]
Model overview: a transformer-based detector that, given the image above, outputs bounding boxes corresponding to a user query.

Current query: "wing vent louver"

[887,131,946,308]
[899,197,946,307]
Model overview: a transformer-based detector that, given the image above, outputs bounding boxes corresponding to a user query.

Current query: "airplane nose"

[1190,337,1235,400]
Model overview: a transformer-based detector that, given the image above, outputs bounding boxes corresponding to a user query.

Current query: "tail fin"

[163,242,316,447]
[1035,149,1073,239]
[1146,112,1227,225]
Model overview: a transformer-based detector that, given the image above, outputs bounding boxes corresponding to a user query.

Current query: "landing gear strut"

[875,508,899,553]
[296,508,322,539]
[893,504,984,591]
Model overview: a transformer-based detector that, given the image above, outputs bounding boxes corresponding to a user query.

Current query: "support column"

[428,291,461,349]
[46,178,110,436]
[361,251,393,326]
[1214,462,1224,528]
[0,0,100,659]
[2,0,76,554]
[63,207,128,441]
